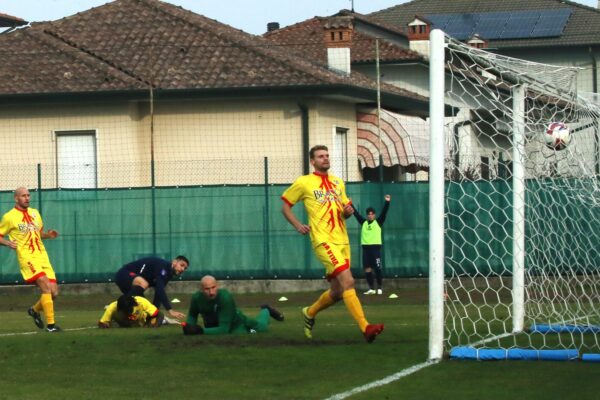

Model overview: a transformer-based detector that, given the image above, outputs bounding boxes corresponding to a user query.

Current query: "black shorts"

[362,245,382,270]
[114,268,137,294]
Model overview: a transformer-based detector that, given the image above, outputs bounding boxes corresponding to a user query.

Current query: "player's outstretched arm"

[168,309,185,319]
[378,195,391,225]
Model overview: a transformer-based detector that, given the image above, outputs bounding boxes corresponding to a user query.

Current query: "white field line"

[469,332,514,347]
[323,360,439,400]
[0,326,96,337]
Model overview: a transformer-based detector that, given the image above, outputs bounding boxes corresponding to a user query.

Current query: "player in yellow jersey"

[98,295,165,328]
[0,187,62,332]
[281,145,384,343]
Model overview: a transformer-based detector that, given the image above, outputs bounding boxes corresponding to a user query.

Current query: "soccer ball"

[544,122,571,150]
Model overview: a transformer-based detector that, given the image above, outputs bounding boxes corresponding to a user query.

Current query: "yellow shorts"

[314,242,350,281]
[19,257,56,283]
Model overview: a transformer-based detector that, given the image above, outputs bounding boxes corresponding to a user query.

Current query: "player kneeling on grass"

[182,275,284,335]
[98,295,165,328]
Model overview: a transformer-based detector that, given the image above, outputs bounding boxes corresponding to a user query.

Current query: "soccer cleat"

[376,289,383,295]
[363,323,384,343]
[301,307,315,339]
[261,304,284,321]
[27,308,44,329]
[363,289,376,295]
[45,324,62,333]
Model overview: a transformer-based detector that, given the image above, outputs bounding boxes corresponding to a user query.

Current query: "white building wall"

[0,97,363,189]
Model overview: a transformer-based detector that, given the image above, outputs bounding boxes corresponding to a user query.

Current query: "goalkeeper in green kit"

[182,275,284,335]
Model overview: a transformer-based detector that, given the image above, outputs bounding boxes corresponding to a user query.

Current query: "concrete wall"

[0,277,429,296]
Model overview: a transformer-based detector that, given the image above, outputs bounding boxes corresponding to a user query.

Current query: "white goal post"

[429,29,600,361]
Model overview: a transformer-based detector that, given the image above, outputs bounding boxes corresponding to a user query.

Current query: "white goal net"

[429,30,600,360]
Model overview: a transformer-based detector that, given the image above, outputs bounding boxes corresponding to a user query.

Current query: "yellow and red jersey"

[100,296,159,327]
[282,171,351,247]
[0,207,49,264]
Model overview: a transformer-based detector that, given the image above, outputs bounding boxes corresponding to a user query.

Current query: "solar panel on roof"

[475,12,509,40]
[427,14,453,31]
[531,8,572,38]
[425,8,571,41]
[444,13,480,40]
[501,11,540,39]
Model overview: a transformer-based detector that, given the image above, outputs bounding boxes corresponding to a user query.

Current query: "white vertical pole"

[428,29,446,361]
[512,85,526,333]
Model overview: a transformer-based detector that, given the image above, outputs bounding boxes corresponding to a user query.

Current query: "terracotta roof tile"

[0,0,426,106]
[0,12,27,27]
[264,12,423,65]
[0,28,145,94]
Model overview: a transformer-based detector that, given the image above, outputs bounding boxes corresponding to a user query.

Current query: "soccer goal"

[428,29,600,362]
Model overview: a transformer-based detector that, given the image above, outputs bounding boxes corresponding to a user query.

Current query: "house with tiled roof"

[265,10,439,181]
[0,12,27,31]
[0,0,430,189]
[370,0,600,95]
[364,0,600,181]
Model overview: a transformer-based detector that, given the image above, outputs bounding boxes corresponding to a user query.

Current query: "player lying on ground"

[114,255,189,320]
[98,295,165,328]
[182,275,284,335]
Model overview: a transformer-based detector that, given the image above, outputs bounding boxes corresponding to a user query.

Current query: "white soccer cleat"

[364,289,376,295]
[377,289,383,295]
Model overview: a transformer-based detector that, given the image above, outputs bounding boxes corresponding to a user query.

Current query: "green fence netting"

[0,182,430,284]
[5,180,590,285]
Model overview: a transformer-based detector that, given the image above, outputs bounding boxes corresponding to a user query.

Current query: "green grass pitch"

[0,289,597,399]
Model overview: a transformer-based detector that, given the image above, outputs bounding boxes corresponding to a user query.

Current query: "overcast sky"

[1,0,598,35]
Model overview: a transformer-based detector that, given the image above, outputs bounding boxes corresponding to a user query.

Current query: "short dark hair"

[175,255,189,265]
[366,207,376,214]
[309,145,328,159]
[116,295,137,315]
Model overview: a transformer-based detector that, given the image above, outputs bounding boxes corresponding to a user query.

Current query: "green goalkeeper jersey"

[185,288,259,334]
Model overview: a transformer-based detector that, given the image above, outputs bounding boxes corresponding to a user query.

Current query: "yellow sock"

[342,289,368,332]
[40,293,55,325]
[307,289,336,318]
[32,299,43,313]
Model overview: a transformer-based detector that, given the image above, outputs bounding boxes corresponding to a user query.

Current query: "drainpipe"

[297,102,311,273]
[298,103,310,174]
[590,47,598,94]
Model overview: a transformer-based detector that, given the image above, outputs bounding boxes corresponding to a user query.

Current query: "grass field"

[0,288,598,400]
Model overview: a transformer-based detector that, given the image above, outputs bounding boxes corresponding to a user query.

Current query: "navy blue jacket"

[120,257,174,310]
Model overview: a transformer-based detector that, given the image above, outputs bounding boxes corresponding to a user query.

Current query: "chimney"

[407,16,431,57]
[322,16,353,76]
[267,22,280,32]
[467,34,488,49]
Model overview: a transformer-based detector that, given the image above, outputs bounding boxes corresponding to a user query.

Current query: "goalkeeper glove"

[181,322,203,335]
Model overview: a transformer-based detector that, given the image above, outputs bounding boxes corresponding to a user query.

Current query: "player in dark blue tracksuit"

[114,255,189,320]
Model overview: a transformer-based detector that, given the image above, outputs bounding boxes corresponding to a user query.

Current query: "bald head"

[200,275,218,299]
[14,187,30,210]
